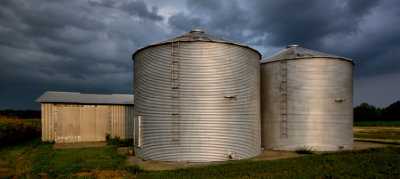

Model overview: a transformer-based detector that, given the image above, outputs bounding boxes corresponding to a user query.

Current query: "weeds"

[105,133,133,147]
[295,146,314,154]
[0,116,41,148]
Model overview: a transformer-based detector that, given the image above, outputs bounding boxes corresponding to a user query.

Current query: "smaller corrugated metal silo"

[260,45,354,151]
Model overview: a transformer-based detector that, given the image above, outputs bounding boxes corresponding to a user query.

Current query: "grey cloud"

[168,13,203,32]
[186,0,222,11]
[248,0,378,47]
[168,0,250,43]
[88,0,164,21]
[0,0,167,109]
[120,1,163,21]
[0,0,399,109]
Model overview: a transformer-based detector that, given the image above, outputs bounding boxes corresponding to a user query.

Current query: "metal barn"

[260,45,354,151]
[132,30,261,162]
[36,91,134,143]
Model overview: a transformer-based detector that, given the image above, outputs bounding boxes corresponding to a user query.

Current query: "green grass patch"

[134,147,400,178]
[0,138,126,178]
[1,138,400,178]
[354,121,400,127]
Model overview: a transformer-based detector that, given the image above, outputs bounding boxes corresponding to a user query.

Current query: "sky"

[0,0,399,110]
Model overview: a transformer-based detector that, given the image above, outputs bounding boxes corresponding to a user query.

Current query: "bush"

[0,116,41,148]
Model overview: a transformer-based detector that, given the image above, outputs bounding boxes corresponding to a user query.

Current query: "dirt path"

[354,126,400,132]
[54,142,106,149]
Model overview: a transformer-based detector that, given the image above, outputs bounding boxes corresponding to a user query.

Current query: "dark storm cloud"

[0,0,399,109]
[168,0,250,43]
[89,0,163,21]
[166,0,400,107]
[168,0,400,79]
[248,0,380,47]
[0,0,166,109]
[244,0,400,79]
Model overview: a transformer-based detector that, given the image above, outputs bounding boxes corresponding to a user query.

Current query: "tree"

[382,100,400,121]
[354,103,381,122]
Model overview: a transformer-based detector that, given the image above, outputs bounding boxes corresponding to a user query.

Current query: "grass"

[354,130,400,140]
[136,147,400,178]
[354,121,400,127]
[0,116,41,148]
[2,138,399,178]
[0,138,127,178]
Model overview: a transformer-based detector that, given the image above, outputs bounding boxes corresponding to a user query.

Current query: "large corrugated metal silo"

[132,30,261,162]
[260,45,354,151]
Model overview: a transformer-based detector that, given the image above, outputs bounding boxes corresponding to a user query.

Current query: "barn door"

[55,104,80,142]
[80,105,110,141]
[80,106,96,141]
[95,106,110,141]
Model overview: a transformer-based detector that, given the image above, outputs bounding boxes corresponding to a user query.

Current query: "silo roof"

[36,91,134,105]
[260,44,354,64]
[132,29,261,59]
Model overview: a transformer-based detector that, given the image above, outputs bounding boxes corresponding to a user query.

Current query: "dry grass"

[0,116,41,147]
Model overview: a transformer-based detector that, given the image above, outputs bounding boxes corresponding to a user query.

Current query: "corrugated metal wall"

[261,58,354,151]
[41,103,55,141]
[110,105,134,139]
[41,103,134,142]
[134,42,261,162]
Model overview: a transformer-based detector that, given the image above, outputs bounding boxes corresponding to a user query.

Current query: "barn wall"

[41,103,134,142]
[110,105,134,139]
[41,103,55,141]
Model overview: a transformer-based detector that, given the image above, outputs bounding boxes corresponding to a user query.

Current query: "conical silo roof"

[260,44,353,64]
[132,30,261,59]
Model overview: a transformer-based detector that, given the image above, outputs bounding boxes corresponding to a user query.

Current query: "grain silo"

[260,45,354,151]
[132,30,261,162]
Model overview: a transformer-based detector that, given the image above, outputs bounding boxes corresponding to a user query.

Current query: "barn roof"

[36,91,134,105]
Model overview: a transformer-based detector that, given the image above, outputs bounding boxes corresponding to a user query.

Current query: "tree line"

[1,101,399,122]
[354,100,400,122]
[0,110,41,119]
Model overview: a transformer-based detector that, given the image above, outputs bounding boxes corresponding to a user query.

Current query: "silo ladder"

[280,61,288,139]
[171,42,181,145]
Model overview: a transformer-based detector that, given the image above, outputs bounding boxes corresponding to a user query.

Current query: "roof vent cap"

[190,29,204,33]
[286,44,299,48]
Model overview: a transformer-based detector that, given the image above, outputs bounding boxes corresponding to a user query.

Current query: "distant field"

[0,116,41,147]
[1,138,399,178]
[354,121,400,127]
[354,124,400,145]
